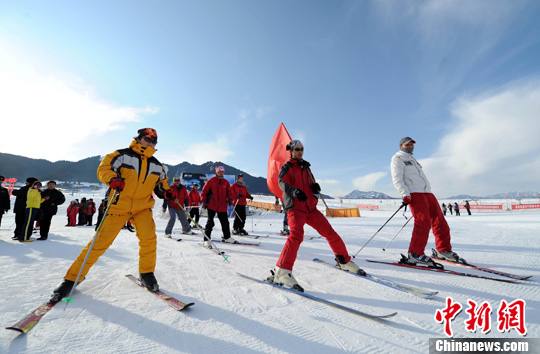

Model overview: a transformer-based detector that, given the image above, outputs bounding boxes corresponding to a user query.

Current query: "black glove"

[248,195,254,201]
[293,189,307,201]
[311,183,321,194]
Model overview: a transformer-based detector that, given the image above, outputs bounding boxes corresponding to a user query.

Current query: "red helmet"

[136,128,158,144]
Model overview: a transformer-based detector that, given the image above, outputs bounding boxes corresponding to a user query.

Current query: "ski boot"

[232,229,240,235]
[268,267,304,292]
[239,229,249,236]
[432,249,467,264]
[140,272,159,292]
[203,240,213,249]
[222,236,238,244]
[165,234,172,238]
[49,279,75,304]
[335,255,366,276]
[400,253,443,269]
[280,228,290,236]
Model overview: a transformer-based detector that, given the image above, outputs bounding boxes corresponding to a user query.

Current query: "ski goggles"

[137,128,158,144]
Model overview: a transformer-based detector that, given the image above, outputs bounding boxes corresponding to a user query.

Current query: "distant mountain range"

[446,192,540,200]
[341,189,540,200]
[0,152,270,194]
[342,190,395,199]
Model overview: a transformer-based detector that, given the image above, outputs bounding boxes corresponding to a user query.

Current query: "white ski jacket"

[390,151,431,197]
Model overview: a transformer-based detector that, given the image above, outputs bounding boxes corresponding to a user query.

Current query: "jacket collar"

[289,158,311,168]
[129,139,156,158]
[395,150,413,160]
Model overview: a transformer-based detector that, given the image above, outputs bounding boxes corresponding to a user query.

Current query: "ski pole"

[382,215,413,252]
[202,230,230,263]
[63,189,120,308]
[233,209,244,223]
[319,195,330,211]
[353,203,405,258]
[171,196,202,230]
[228,200,239,219]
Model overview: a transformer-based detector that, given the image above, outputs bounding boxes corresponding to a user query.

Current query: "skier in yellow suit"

[50,128,169,303]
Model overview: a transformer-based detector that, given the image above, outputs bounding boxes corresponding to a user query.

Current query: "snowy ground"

[0,198,538,353]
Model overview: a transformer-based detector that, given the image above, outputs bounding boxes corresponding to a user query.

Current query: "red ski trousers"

[408,193,452,255]
[277,209,350,270]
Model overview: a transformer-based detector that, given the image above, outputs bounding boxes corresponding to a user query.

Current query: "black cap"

[399,137,416,146]
[237,174,244,178]
[47,180,57,185]
[26,177,38,184]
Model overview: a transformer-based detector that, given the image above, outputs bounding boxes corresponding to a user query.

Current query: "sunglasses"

[142,136,157,144]
[293,147,304,151]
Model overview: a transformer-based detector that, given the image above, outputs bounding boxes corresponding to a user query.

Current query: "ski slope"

[0,199,538,353]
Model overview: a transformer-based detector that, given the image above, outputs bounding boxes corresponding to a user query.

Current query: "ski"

[312,258,438,299]
[217,239,260,246]
[431,249,532,281]
[6,301,57,334]
[125,274,194,311]
[237,272,397,320]
[237,233,270,239]
[366,259,520,284]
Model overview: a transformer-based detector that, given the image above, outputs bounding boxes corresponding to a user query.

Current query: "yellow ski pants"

[64,209,156,282]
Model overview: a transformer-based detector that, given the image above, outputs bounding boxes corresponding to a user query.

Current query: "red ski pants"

[277,209,350,270]
[408,193,452,255]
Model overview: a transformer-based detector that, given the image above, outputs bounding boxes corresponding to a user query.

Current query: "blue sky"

[1,0,539,197]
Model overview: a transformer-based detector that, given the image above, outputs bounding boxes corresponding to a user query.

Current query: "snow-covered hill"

[1,198,538,353]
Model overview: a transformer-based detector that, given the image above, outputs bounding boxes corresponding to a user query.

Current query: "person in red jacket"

[188,184,202,228]
[85,198,97,226]
[164,177,192,237]
[270,140,363,291]
[231,174,253,235]
[201,166,236,247]
[66,201,79,226]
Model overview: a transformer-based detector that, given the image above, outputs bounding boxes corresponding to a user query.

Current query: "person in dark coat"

[0,176,11,228]
[464,200,472,215]
[11,177,38,240]
[38,181,66,240]
[441,203,447,216]
[448,202,453,215]
[454,202,460,216]
[95,198,107,230]
[78,198,87,225]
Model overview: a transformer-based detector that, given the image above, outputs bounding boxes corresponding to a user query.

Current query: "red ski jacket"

[67,204,79,218]
[231,182,252,206]
[165,184,189,209]
[201,176,232,213]
[188,190,201,206]
[85,201,96,215]
[278,158,318,213]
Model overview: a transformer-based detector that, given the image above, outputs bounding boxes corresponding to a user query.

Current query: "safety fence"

[326,207,361,217]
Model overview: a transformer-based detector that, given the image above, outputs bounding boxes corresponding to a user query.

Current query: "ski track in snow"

[1,195,539,353]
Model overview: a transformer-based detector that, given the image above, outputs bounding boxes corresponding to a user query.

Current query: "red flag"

[267,122,292,200]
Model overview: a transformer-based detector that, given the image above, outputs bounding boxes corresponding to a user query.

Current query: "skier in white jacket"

[391,137,464,266]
